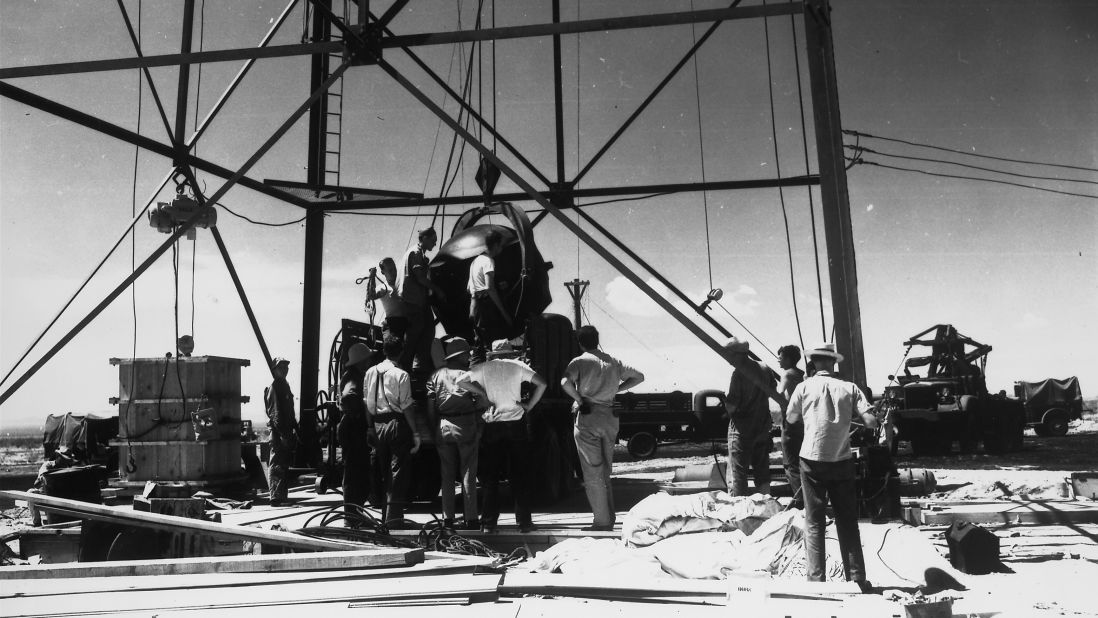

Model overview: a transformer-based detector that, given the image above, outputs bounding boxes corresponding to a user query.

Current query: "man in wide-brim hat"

[786,342,877,591]
[722,336,777,497]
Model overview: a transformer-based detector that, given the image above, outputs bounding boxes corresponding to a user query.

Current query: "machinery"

[876,325,1025,456]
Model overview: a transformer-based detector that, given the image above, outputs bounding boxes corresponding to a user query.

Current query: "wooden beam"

[1,490,358,551]
[0,548,423,580]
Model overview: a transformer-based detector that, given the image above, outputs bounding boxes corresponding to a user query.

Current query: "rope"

[689,0,714,291]
[762,0,804,352]
[788,6,827,340]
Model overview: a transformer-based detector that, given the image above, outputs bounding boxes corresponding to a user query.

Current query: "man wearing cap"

[265,357,297,506]
[363,335,421,526]
[397,227,446,372]
[786,343,877,589]
[337,343,377,517]
[723,337,777,497]
[468,230,512,364]
[561,325,645,531]
[777,344,807,508]
[427,337,482,529]
[457,341,547,533]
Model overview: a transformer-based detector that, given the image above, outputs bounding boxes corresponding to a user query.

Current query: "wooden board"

[114,439,241,481]
[0,547,423,579]
[116,401,240,441]
[1,490,359,551]
[111,355,249,401]
[905,500,1098,526]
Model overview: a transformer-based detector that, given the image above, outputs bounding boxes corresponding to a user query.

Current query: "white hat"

[804,342,844,363]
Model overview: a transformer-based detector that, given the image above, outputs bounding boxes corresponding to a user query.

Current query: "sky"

[1,0,1095,429]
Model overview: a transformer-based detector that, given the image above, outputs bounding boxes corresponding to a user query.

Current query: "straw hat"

[804,342,844,363]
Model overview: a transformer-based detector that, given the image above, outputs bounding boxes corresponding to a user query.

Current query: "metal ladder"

[322,0,349,187]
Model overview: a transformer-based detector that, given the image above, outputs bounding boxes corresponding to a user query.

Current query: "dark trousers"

[800,457,867,583]
[470,295,503,364]
[340,416,371,514]
[400,304,434,372]
[478,419,533,527]
[727,421,771,496]
[782,423,804,508]
[268,432,294,503]
[370,418,414,523]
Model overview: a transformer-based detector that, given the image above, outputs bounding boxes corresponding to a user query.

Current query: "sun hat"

[804,342,844,363]
[444,337,472,361]
[346,343,371,367]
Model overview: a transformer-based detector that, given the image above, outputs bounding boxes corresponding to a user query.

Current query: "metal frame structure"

[0,1,865,435]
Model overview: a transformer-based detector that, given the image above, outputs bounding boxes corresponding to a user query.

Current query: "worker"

[457,340,547,533]
[560,325,645,531]
[776,344,806,509]
[367,257,406,339]
[337,343,377,518]
[786,343,877,591]
[27,446,79,526]
[363,335,421,527]
[427,337,482,530]
[264,357,298,506]
[723,337,776,497]
[397,227,446,372]
[467,229,512,364]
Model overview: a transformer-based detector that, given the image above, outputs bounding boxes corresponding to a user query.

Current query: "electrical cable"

[688,0,714,291]
[787,5,827,341]
[843,129,1098,174]
[848,158,1097,200]
[762,0,805,352]
[216,202,307,226]
[846,145,1098,186]
[713,299,778,361]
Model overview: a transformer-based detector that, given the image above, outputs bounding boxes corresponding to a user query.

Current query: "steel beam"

[383,4,800,49]
[318,174,818,210]
[0,42,342,80]
[116,0,176,144]
[803,0,866,386]
[552,0,566,185]
[0,81,311,208]
[573,1,737,185]
[173,0,196,162]
[210,226,276,371]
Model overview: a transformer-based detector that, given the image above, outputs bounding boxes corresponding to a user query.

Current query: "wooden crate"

[117,400,241,442]
[110,356,250,402]
[113,440,242,482]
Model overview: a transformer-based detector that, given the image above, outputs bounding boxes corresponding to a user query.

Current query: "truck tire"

[627,432,658,459]
[1042,409,1070,437]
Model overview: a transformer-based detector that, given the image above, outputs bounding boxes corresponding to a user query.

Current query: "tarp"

[1017,377,1082,410]
[42,412,118,461]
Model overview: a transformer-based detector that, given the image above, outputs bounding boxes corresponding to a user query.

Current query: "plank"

[911,500,1098,526]
[0,547,423,580]
[0,554,493,597]
[0,571,501,617]
[1,490,358,551]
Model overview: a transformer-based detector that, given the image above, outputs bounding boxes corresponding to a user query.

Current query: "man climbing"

[467,229,512,365]
[397,227,446,372]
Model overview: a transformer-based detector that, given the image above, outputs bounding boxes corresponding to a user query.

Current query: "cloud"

[602,277,759,319]
[1014,312,1048,330]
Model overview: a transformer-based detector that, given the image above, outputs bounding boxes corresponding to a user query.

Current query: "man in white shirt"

[786,343,877,590]
[467,230,512,364]
[363,335,422,527]
[457,341,547,533]
[561,325,645,531]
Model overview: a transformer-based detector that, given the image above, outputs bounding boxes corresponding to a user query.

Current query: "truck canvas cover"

[1017,377,1082,409]
[42,412,118,460]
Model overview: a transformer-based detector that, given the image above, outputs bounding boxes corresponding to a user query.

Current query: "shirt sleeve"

[786,382,805,424]
[853,385,871,416]
[563,358,580,384]
[396,371,413,412]
[619,361,644,383]
[362,370,377,414]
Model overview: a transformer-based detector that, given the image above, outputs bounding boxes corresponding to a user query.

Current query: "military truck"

[1015,376,1085,437]
[876,324,1025,456]
[613,390,729,459]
